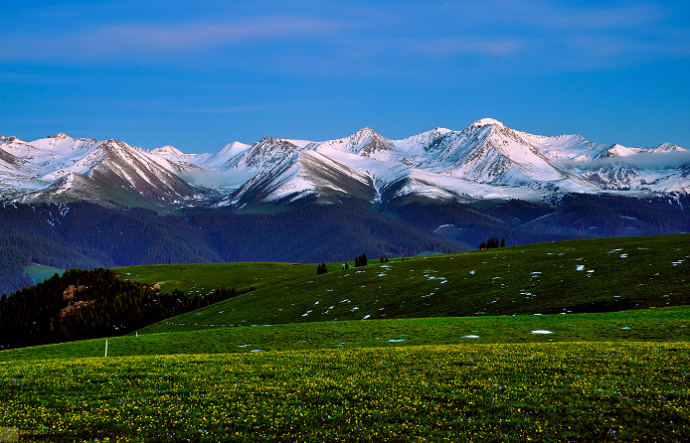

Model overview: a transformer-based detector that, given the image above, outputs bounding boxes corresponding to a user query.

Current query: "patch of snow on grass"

[362,315,370,320]
[576,265,585,271]
[461,335,480,339]
[531,330,553,334]
[620,254,628,258]
[388,338,406,342]
[302,310,313,317]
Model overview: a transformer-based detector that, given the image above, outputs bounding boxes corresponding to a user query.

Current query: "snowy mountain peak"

[357,126,380,136]
[0,136,19,144]
[52,133,72,139]
[471,118,505,128]
[225,141,250,149]
[151,145,184,156]
[654,142,684,152]
[1,120,687,209]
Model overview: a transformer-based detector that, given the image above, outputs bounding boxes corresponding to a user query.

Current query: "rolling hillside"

[133,233,690,335]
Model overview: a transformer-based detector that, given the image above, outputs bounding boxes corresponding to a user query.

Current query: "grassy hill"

[2,234,690,442]
[25,264,64,285]
[2,306,688,361]
[113,261,317,295]
[132,234,690,335]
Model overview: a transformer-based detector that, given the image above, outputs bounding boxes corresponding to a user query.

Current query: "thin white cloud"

[166,105,278,114]
[0,15,347,61]
[409,36,526,57]
[0,0,688,80]
[462,0,666,30]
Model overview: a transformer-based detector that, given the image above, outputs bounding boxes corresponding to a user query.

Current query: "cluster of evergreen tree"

[316,263,328,275]
[479,237,505,249]
[354,254,368,267]
[0,268,239,349]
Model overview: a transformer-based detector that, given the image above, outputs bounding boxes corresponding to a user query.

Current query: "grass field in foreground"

[2,306,688,360]
[0,342,688,442]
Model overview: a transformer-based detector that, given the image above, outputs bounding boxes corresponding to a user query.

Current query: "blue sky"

[1,0,689,153]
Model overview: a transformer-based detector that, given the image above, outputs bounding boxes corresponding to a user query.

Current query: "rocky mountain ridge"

[1,119,687,209]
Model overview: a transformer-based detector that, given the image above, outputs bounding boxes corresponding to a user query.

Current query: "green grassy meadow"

[135,234,690,334]
[2,234,690,442]
[113,261,316,295]
[0,342,688,442]
[24,264,64,285]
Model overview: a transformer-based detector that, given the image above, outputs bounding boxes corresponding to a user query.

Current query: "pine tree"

[355,254,368,267]
[501,238,506,247]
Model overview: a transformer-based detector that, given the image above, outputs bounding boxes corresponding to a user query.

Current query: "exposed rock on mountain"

[1,119,687,209]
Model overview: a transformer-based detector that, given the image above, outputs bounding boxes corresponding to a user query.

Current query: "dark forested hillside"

[0,268,238,348]
[2,194,690,296]
[390,194,690,248]
[0,200,461,295]
[185,199,459,262]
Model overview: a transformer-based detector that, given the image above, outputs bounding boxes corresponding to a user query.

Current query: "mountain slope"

[1,119,688,209]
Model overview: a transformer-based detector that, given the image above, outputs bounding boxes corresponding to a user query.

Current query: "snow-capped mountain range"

[1,118,689,209]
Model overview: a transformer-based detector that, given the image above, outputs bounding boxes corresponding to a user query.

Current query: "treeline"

[318,253,372,274]
[479,237,505,249]
[0,268,239,349]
